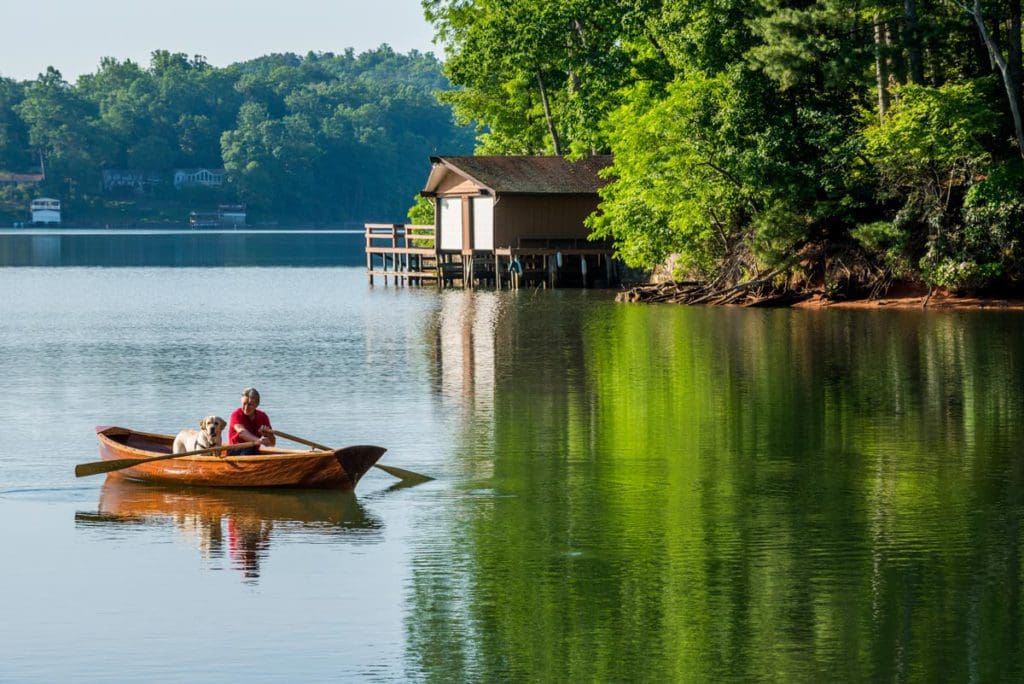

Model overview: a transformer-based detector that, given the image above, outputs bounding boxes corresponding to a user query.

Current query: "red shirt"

[227,408,272,445]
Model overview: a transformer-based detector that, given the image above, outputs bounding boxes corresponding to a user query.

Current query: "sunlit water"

[1,267,1022,682]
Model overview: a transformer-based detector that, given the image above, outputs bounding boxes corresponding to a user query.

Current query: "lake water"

[1,266,1023,682]
[0,229,365,266]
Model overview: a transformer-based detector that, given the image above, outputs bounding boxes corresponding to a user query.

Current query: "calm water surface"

[1,268,1022,682]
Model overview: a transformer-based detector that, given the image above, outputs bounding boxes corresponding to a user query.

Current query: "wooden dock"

[365,223,617,289]
[365,223,438,285]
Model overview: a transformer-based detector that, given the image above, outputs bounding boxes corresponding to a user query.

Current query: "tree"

[861,82,1002,288]
[425,0,641,155]
[949,0,1024,158]
[15,68,100,202]
[0,78,33,171]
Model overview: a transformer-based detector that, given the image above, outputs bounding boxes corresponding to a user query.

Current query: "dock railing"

[365,223,437,284]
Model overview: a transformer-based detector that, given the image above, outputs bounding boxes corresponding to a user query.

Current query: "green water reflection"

[411,298,1024,682]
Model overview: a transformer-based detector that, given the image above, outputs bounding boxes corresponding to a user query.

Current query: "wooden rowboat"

[94,426,386,489]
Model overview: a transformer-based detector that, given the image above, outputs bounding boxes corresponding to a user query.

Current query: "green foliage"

[0,78,33,171]
[426,0,643,154]
[590,58,863,279]
[425,0,1024,293]
[588,75,748,274]
[0,48,474,224]
[960,162,1024,281]
[861,82,1001,289]
[850,221,914,277]
[407,195,435,224]
[863,83,995,201]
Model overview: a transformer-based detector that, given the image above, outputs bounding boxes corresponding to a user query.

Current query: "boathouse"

[366,155,616,288]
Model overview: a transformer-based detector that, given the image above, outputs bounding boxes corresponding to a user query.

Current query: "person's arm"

[258,423,276,447]
[234,422,264,444]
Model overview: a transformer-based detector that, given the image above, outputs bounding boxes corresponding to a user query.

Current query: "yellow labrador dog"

[172,416,227,454]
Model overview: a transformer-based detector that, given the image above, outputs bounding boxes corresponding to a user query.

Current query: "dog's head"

[199,416,227,445]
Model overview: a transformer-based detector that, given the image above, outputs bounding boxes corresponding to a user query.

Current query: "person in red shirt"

[227,387,276,455]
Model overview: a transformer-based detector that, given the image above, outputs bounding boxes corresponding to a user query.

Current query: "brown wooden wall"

[491,195,599,248]
[435,174,480,196]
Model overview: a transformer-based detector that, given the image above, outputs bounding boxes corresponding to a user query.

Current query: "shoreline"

[618,281,1024,310]
[793,293,1024,310]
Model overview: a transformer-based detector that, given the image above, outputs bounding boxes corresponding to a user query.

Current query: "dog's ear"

[199,417,208,429]
[216,417,226,431]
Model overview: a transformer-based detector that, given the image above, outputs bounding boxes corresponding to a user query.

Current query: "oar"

[271,430,433,482]
[75,441,259,478]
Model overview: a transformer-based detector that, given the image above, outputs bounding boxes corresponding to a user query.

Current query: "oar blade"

[75,458,145,478]
[374,462,434,483]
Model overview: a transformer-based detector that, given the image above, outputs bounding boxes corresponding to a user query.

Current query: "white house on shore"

[173,168,226,189]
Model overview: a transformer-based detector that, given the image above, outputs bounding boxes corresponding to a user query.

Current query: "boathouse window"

[440,197,463,251]
[471,197,494,250]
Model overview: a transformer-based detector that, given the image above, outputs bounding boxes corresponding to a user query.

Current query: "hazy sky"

[0,0,438,82]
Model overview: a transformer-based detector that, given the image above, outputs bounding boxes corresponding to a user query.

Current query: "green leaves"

[863,82,996,194]
[426,0,642,154]
[425,0,1024,292]
[589,73,751,274]
[1,48,474,224]
[860,82,1005,289]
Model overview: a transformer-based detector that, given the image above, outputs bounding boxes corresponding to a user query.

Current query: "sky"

[0,0,439,82]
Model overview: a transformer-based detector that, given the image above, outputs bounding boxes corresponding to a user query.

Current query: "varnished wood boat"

[94,426,386,489]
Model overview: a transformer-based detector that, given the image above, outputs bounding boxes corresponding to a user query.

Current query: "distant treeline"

[425,0,1024,295]
[0,46,474,224]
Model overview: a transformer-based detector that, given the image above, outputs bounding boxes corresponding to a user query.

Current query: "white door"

[439,197,463,251]
[472,196,494,250]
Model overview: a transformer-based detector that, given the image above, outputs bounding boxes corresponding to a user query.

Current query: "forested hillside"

[424,0,1024,296]
[0,46,474,225]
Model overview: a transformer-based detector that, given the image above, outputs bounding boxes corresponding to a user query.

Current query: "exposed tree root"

[616,243,900,307]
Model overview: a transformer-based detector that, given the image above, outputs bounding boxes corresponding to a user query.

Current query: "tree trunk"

[904,0,925,84]
[874,16,891,123]
[536,70,562,156]
[889,23,907,86]
[966,0,1024,158]
[571,18,589,49]
[1010,0,1023,113]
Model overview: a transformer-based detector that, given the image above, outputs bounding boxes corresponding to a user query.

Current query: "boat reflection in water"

[76,477,383,582]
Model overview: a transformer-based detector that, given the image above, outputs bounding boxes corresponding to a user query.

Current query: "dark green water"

[411,300,1024,682]
[0,269,1021,681]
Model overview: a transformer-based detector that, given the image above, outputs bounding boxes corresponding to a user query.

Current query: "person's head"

[240,387,260,415]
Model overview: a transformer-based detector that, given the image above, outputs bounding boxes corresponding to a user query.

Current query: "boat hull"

[95,426,385,489]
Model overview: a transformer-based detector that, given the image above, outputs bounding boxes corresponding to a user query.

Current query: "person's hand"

[258,426,272,436]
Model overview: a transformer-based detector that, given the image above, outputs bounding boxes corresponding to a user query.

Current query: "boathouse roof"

[423,155,613,196]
